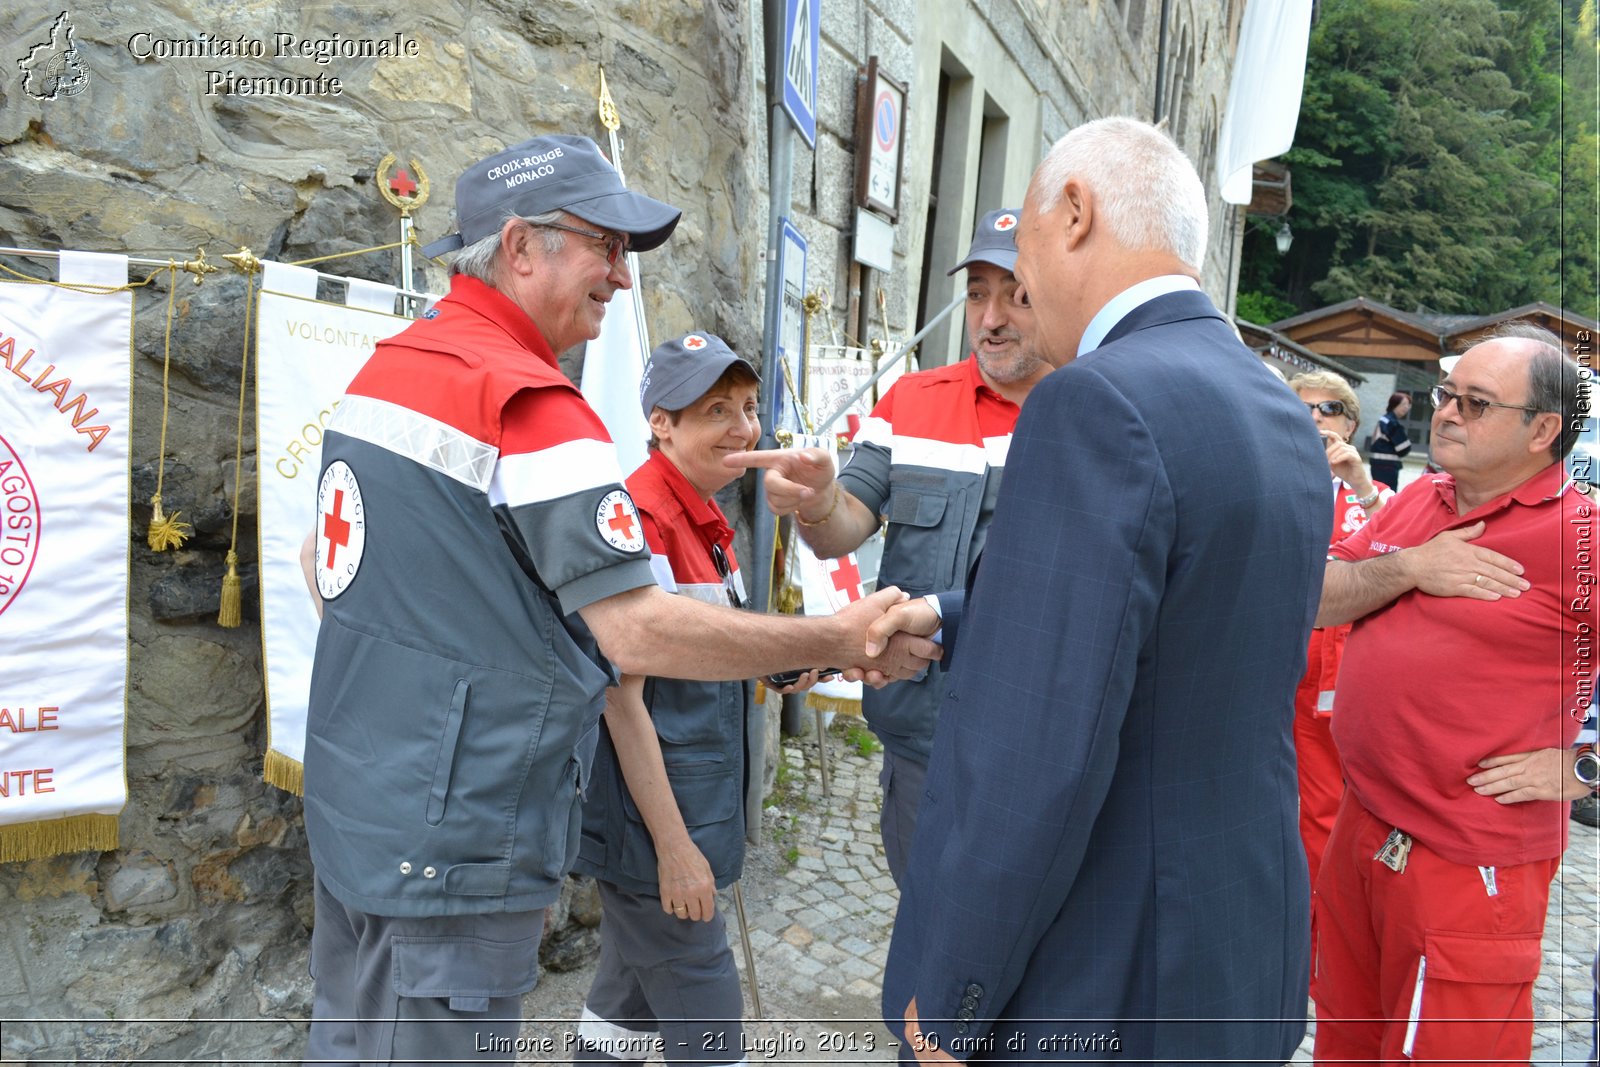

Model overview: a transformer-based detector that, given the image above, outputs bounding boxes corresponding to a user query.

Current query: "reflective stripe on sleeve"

[330,394,497,492]
[489,439,626,507]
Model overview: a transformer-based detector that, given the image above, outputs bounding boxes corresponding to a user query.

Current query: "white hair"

[1030,117,1209,268]
[449,208,567,283]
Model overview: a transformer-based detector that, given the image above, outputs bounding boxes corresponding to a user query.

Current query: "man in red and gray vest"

[732,208,1049,884]
[300,134,936,1065]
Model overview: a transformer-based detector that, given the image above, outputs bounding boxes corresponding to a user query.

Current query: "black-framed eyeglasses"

[1429,385,1542,421]
[1305,400,1348,418]
[711,543,745,609]
[536,221,628,266]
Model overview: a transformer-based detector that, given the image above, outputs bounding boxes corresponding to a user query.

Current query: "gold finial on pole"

[598,67,621,133]
[376,152,431,219]
[223,247,261,274]
[182,247,218,285]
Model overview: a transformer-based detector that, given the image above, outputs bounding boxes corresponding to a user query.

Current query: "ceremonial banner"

[581,274,651,479]
[0,252,131,861]
[788,433,865,717]
[255,263,415,794]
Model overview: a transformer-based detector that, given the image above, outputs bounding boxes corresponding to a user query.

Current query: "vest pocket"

[425,680,471,826]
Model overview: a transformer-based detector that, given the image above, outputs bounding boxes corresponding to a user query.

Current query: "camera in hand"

[766,668,839,688]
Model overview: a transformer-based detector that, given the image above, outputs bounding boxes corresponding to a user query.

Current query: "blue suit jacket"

[882,290,1330,1064]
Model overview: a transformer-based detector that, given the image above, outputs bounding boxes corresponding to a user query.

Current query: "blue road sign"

[780,0,819,148]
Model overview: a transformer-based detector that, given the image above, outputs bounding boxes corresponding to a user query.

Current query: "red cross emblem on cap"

[683,334,707,350]
[995,213,1018,231]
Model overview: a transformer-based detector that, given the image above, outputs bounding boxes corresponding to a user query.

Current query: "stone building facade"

[0,0,1245,1059]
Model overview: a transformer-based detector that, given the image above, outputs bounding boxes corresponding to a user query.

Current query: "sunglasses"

[711,543,745,609]
[1428,385,1541,421]
[537,221,628,266]
[1305,400,1348,418]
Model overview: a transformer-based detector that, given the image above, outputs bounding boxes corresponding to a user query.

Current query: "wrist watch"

[1575,744,1600,792]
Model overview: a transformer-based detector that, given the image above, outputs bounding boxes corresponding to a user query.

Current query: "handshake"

[797,586,948,688]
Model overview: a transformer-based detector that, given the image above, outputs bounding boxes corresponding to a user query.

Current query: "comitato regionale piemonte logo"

[17,11,92,101]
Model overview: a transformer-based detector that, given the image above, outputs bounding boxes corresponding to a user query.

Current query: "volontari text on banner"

[255,265,416,794]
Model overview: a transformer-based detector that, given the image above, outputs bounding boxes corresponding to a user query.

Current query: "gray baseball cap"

[640,332,758,416]
[946,207,1022,275]
[421,134,682,258]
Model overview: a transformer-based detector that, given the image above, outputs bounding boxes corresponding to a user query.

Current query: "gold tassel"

[146,493,191,551]
[262,749,305,796]
[218,550,242,628]
[218,254,257,629]
[147,267,190,552]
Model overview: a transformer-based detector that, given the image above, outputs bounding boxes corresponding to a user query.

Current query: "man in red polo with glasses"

[1311,323,1596,1065]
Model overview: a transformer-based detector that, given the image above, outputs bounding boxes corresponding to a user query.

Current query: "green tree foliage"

[1239,0,1597,321]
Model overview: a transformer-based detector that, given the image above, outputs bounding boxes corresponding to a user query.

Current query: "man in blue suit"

[870,117,1331,1064]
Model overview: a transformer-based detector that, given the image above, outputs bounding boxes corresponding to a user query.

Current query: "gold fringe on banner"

[263,749,305,796]
[0,813,119,864]
[804,692,863,718]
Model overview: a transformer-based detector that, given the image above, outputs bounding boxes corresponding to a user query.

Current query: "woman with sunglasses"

[571,332,824,1066]
[1286,373,1395,918]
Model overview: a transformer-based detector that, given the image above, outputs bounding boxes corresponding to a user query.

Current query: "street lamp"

[1275,221,1293,254]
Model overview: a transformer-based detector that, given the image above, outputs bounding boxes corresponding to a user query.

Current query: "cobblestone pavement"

[520,719,1600,1064]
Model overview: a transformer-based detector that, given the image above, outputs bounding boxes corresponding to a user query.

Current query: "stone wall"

[0,0,1242,1060]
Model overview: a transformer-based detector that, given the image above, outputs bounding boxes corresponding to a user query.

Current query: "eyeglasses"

[711,543,745,609]
[1305,400,1348,418]
[1428,385,1542,420]
[536,221,628,266]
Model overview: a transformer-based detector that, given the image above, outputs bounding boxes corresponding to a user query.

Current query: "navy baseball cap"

[640,333,758,416]
[947,207,1022,275]
[421,134,682,258]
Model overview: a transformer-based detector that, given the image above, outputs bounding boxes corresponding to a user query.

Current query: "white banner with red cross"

[255,263,420,794]
[789,440,865,716]
[0,253,131,862]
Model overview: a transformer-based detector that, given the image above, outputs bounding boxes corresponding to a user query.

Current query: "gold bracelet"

[795,484,841,528]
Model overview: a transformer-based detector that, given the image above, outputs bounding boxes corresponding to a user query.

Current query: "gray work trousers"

[572,881,745,1065]
[305,875,543,1066]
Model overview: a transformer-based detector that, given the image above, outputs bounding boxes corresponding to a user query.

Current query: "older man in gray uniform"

[732,208,1049,883]
[300,135,933,1066]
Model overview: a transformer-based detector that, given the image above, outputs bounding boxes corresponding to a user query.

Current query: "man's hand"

[832,587,941,684]
[723,447,836,517]
[904,997,959,1064]
[1406,521,1529,601]
[656,838,717,922]
[865,597,943,657]
[1469,748,1591,803]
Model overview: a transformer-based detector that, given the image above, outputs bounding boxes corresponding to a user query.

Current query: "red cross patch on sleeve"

[596,489,646,553]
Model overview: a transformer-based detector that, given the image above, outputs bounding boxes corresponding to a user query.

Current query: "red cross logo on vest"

[994,213,1018,231]
[388,168,418,199]
[596,489,645,553]
[323,490,351,569]
[316,460,367,600]
[826,554,864,604]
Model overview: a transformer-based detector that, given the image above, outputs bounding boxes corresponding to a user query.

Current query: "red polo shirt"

[1331,462,1595,866]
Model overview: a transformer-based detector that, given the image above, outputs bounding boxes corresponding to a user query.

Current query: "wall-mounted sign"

[854,56,906,220]
[776,218,809,434]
